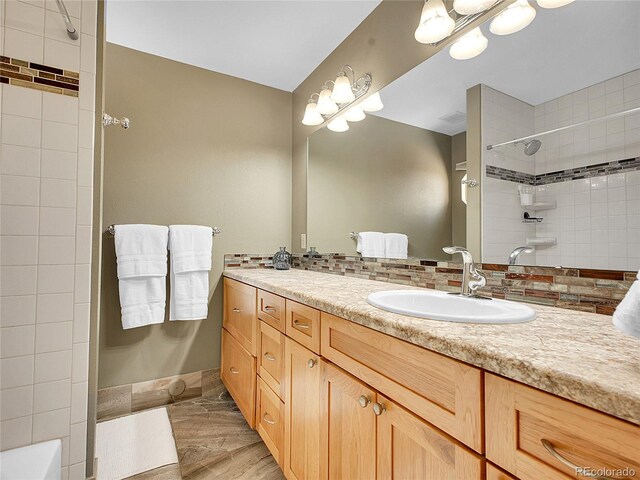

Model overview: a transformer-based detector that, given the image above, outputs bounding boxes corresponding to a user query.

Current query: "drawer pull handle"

[232,308,241,313]
[373,402,386,416]
[307,359,317,368]
[358,395,370,408]
[229,367,239,374]
[294,320,310,329]
[263,352,276,362]
[264,306,277,312]
[263,413,275,425]
[541,439,614,480]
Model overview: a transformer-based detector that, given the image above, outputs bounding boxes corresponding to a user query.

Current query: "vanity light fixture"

[317,84,339,115]
[489,0,536,35]
[331,67,357,104]
[327,116,350,133]
[449,26,488,59]
[360,92,384,112]
[453,0,497,15]
[301,94,324,126]
[536,0,574,8]
[415,0,456,44]
[343,105,366,122]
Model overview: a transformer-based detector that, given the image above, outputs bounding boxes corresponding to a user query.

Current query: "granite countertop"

[223,268,640,425]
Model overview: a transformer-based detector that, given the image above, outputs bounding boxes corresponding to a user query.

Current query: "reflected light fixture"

[415,0,455,44]
[327,116,349,132]
[453,0,496,15]
[331,68,356,104]
[316,84,339,115]
[343,105,366,122]
[449,27,488,60]
[489,0,536,35]
[301,96,324,126]
[536,0,574,7]
[360,92,384,112]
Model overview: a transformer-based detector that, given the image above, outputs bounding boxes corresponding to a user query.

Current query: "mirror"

[306,0,640,270]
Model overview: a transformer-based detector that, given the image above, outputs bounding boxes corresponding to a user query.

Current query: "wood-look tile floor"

[127,386,283,480]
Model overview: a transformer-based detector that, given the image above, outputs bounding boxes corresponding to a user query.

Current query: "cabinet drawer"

[257,377,285,467]
[258,320,284,400]
[487,463,518,480]
[321,312,483,452]
[486,374,640,480]
[223,278,258,356]
[221,328,256,428]
[258,289,286,333]
[286,300,321,354]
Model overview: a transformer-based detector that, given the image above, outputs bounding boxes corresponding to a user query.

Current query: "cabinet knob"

[358,395,370,408]
[294,320,311,329]
[263,413,275,425]
[232,308,241,313]
[307,359,316,368]
[263,352,276,362]
[264,305,276,312]
[373,402,386,416]
[229,367,239,375]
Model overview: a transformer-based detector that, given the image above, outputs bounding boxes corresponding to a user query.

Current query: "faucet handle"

[443,246,474,264]
[468,270,486,293]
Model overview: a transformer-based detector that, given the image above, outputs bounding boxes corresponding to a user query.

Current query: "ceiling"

[105,1,380,92]
[374,0,640,136]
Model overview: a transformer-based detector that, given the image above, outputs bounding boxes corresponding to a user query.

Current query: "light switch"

[300,233,307,249]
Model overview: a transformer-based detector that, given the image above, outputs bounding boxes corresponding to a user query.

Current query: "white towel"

[356,231,385,258]
[384,233,409,260]
[115,224,169,329]
[169,225,213,321]
[613,270,640,338]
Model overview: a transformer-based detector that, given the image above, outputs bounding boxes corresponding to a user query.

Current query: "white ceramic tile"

[0,144,41,177]
[77,109,93,149]
[1,235,38,265]
[45,0,80,18]
[68,462,85,480]
[0,355,35,389]
[37,292,74,323]
[38,235,75,264]
[0,295,36,327]
[39,206,76,235]
[77,147,92,187]
[37,264,74,293]
[69,421,86,464]
[74,225,90,264]
[1,84,42,118]
[42,121,78,153]
[0,415,32,450]
[0,385,33,421]
[1,174,40,206]
[34,349,72,383]
[4,0,44,35]
[625,83,640,103]
[1,205,39,235]
[0,325,35,357]
[0,265,37,296]
[80,0,96,35]
[33,378,71,414]
[44,38,79,71]
[75,186,91,225]
[3,27,44,63]
[79,33,94,73]
[78,71,95,112]
[44,7,77,45]
[41,178,76,207]
[41,149,77,180]
[1,114,41,148]
[32,407,70,442]
[624,69,640,88]
[72,302,89,344]
[71,341,87,382]
[35,321,72,353]
[73,264,89,303]
[70,381,87,424]
[43,93,78,125]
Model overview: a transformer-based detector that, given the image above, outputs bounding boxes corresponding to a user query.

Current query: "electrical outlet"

[300,233,307,250]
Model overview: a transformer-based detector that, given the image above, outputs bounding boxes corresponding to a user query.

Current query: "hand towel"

[114,224,169,329]
[169,225,213,321]
[384,233,409,260]
[356,232,385,258]
[613,270,640,338]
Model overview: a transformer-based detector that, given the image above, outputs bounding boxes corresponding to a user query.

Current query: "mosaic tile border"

[223,253,635,315]
[0,55,79,97]
[486,157,640,186]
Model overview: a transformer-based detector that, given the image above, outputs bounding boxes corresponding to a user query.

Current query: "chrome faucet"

[442,246,486,297]
[508,246,534,265]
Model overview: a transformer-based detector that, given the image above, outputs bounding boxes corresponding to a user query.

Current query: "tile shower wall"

[0,1,97,479]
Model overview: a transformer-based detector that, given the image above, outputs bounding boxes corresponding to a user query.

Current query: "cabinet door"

[283,337,321,480]
[376,394,483,480]
[320,362,376,480]
[220,328,256,428]
[223,278,258,356]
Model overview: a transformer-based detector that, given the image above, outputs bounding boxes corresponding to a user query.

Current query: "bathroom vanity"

[220,269,640,480]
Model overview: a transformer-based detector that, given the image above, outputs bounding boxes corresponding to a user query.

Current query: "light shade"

[449,27,488,60]
[317,87,339,115]
[331,74,356,104]
[327,116,349,133]
[343,106,366,122]
[490,0,536,35]
[415,0,455,44]
[302,101,324,126]
[453,0,496,15]
[536,0,573,8]
[360,92,384,112]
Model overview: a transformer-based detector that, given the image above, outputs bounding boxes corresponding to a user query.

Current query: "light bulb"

[536,0,573,8]
[449,27,488,60]
[343,106,366,122]
[331,74,355,104]
[360,92,384,112]
[415,0,455,44]
[317,87,339,115]
[301,101,324,126]
[453,0,496,15]
[490,0,536,35]
[327,116,349,133]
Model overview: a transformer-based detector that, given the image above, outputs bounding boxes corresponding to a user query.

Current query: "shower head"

[515,139,542,156]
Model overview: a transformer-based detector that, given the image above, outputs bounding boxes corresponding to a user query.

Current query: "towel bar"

[107,225,221,236]
[349,232,359,240]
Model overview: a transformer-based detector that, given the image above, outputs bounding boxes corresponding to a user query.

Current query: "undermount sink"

[367,289,536,324]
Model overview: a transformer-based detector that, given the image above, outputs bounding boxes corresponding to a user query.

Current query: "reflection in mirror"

[306,0,640,269]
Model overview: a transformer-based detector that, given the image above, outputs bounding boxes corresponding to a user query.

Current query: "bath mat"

[95,407,178,479]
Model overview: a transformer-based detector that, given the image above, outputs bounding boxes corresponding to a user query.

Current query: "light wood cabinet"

[257,377,285,467]
[286,299,321,354]
[258,289,286,333]
[221,328,256,428]
[223,278,258,356]
[283,337,321,480]
[486,463,518,480]
[258,321,285,399]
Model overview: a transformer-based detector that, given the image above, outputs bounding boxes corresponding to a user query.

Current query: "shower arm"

[54,0,79,40]
[486,106,640,151]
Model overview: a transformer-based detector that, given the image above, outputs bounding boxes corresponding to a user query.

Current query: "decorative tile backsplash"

[223,253,635,315]
[0,56,80,96]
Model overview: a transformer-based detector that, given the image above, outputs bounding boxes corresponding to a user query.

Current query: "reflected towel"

[356,232,385,258]
[613,270,640,338]
[384,233,408,260]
